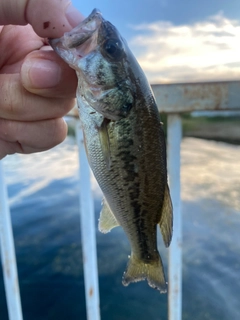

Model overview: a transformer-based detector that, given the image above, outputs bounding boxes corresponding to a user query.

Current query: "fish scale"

[50,8,173,293]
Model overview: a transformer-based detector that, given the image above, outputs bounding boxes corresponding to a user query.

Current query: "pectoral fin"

[159,184,173,247]
[98,198,119,233]
[98,118,111,169]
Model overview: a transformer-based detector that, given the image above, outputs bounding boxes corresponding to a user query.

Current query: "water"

[1,136,240,320]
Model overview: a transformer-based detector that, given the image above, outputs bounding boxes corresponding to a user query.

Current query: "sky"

[72,0,240,84]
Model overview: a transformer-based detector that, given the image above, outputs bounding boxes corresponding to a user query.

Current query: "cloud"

[129,12,240,83]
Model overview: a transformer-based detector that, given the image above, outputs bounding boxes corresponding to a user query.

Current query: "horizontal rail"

[67,81,240,118]
[152,81,240,113]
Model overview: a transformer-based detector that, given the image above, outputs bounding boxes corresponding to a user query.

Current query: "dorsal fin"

[159,184,173,247]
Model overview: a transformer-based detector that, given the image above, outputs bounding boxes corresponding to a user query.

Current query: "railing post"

[76,123,101,320]
[167,114,182,320]
[0,161,23,320]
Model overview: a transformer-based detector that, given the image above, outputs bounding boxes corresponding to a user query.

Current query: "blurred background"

[1,1,240,319]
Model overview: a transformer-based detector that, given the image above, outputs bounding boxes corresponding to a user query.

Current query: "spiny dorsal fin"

[159,184,173,247]
[98,198,119,233]
[98,118,111,169]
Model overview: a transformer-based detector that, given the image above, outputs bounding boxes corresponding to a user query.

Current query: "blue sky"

[72,0,240,83]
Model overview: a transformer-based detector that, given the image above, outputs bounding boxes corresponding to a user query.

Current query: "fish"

[49,9,173,293]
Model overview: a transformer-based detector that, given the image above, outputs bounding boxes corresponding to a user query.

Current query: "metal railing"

[1,80,239,320]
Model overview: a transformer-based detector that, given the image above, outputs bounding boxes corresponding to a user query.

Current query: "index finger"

[0,0,84,38]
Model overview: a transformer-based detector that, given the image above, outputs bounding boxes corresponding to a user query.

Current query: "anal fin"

[159,184,173,247]
[98,198,119,233]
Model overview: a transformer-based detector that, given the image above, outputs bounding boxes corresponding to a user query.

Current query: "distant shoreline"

[182,116,240,145]
[183,135,240,145]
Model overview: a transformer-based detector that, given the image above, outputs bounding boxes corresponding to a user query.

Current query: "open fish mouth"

[49,9,103,66]
[49,8,132,121]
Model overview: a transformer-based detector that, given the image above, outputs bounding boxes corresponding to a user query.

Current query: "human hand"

[0,0,84,159]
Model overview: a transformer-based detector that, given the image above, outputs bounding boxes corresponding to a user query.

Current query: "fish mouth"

[49,9,103,66]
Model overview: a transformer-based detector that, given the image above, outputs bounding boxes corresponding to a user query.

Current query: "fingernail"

[65,3,84,27]
[22,59,61,89]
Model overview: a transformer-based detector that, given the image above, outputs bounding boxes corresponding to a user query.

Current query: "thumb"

[0,0,84,38]
[21,50,77,98]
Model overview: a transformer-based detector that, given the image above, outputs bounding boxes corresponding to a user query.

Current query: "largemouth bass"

[50,9,173,293]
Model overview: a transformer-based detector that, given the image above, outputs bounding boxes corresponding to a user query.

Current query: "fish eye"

[122,103,132,115]
[104,39,123,60]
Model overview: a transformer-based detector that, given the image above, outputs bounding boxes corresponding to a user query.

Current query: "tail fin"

[122,253,167,293]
